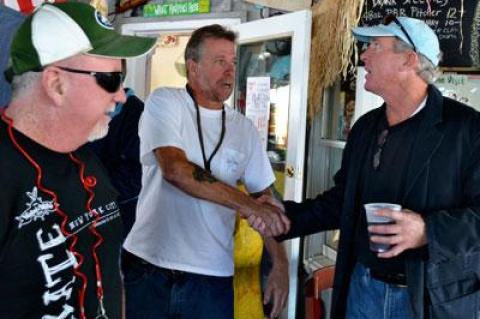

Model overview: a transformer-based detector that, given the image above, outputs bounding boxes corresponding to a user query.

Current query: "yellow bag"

[233,215,264,319]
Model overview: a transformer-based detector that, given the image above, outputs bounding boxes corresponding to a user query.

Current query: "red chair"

[305,266,335,319]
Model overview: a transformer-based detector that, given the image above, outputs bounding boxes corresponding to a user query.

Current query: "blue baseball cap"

[352,17,441,67]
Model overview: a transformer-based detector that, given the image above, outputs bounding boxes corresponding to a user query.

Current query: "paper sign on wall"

[435,73,480,112]
[245,77,271,150]
[143,0,210,17]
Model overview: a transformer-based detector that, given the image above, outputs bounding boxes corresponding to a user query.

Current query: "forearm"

[276,194,342,241]
[263,235,289,318]
[156,147,261,216]
[181,164,260,211]
[264,237,288,269]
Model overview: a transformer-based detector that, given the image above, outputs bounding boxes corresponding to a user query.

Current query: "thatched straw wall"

[307,0,364,123]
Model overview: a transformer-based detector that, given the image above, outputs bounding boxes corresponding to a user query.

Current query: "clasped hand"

[241,195,290,237]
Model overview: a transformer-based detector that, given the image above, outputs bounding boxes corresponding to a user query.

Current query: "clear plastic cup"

[364,203,402,253]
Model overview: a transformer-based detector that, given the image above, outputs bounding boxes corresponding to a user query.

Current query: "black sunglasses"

[57,66,125,93]
[373,129,388,170]
[383,15,417,53]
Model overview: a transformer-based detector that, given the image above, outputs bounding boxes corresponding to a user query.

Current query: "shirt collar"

[410,95,428,118]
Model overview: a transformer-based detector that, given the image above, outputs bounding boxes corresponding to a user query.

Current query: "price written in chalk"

[360,0,480,67]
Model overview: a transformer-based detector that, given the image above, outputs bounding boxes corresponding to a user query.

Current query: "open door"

[231,10,312,319]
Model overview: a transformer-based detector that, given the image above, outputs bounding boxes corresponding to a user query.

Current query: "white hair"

[10,72,42,100]
[393,39,440,84]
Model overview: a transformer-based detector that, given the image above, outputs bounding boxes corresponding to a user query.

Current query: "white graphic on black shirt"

[67,201,119,235]
[16,187,56,228]
[37,224,77,318]
[42,304,75,319]
[33,201,119,318]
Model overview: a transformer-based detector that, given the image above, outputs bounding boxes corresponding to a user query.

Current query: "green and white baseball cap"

[7,2,156,78]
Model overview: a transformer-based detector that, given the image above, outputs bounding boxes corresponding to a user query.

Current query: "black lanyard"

[186,85,226,173]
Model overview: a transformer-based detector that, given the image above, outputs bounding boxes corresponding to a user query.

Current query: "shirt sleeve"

[139,88,185,166]
[242,120,275,194]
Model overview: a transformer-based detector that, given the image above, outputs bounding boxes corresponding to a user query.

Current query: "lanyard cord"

[186,85,226,173]
[69,153,108,319]
[1,111,107,319]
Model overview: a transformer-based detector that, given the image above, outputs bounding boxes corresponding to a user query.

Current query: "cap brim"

[88,34,156,58]
[352,25,404,43]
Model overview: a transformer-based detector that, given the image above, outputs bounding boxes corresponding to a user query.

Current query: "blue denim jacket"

[0,6,24,108]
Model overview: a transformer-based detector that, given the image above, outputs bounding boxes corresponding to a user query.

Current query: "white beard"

[87,120,110,142]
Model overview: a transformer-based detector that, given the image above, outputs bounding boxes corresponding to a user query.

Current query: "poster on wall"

[245,77,271,150]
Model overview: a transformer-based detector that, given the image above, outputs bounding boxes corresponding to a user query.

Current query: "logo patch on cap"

[94,10,114,30]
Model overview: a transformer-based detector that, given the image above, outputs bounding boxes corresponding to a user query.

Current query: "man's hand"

[369,208,427,258]
[263,260,289,318]
[244,202,290,237]
[246,214,267,235]
[243,194,290,236]
[257,194,284,210]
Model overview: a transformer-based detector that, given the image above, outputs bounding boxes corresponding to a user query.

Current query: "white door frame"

[232,10,312,319]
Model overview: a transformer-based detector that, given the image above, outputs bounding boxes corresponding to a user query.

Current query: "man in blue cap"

[262,16,480,318]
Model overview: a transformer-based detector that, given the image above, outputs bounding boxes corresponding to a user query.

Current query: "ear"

[402,51,419,71]
[41,67,65,105]
[186,59,198,77]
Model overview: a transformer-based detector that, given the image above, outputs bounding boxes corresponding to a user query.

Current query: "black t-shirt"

[0,120,122,318]
[355,108,425,274]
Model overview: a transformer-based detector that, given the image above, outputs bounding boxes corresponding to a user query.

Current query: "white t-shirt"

[123,87,275,277]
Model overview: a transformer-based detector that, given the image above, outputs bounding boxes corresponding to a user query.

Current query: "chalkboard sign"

[359,0,480,68]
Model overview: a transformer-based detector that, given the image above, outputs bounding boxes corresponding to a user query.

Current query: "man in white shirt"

[123,24,290,319]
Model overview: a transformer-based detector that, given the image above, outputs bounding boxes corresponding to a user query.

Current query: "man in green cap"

[0,2,155,318]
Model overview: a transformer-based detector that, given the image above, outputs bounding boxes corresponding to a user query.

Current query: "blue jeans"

[345,263,414,319]
[122,252,233,319]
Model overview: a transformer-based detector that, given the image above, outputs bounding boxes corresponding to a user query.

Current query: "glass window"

[234,37,292,196]
[303,72,356,271]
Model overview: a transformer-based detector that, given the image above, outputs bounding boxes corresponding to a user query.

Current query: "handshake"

[239,195,291,237]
